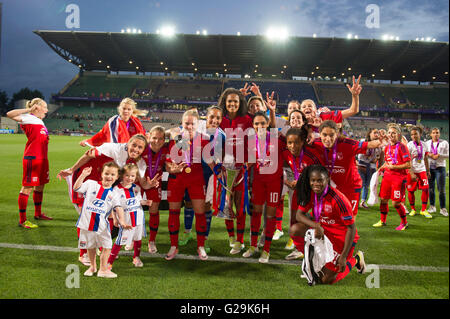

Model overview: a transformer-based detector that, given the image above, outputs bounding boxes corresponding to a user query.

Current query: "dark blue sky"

[0,0,448,102]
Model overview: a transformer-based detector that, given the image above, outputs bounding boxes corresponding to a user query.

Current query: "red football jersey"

[320,110,343,124]
[310,137,368,190]
[143,143,169,180]
[282,146,321,179]
[220,114,253,165]
[383,142,411,177]
[249,134,285,181]
[19,114,49,160]
[298,186,359,251]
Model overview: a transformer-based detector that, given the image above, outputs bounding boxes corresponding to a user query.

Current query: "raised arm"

[7,106,36,122]
[57,148,97,180]
[341,75,362,120]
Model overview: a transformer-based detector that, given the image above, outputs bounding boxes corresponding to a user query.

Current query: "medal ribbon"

[256,131,270,167]
[388,142,400,165]
[147,148,162,178]
[314,185,329,223]
[323,141,338,176]
[292,149,304,180]
[413,141,423,161]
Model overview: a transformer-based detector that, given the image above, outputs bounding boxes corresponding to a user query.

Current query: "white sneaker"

[273,229,284,241]
[285,249,304,260]
[428,205,436,213]
[284,238,294,250]
[242,246,258,258]
[230,241,244,254]
[258,250,270,263]
[148,241,158,254]
[97,270,117,278]
[132,257,144,267]
[197,246,208,260]
[440,208,449,217]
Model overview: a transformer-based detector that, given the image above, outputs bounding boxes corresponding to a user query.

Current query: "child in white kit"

[74,161,131,278]
[108,163,152,268]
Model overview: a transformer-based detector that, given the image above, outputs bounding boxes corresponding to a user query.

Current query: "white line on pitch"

[0,242,448,273]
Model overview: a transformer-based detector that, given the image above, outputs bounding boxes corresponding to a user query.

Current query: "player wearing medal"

[425,128,449,217]
[406,126,432,218]
[7,98,53,229]
[373,123,411,230]
[165,109,215,261]
[291,165,365,285]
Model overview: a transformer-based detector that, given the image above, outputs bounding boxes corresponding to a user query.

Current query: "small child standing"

[74,162,131,278]
[108,163,152,268]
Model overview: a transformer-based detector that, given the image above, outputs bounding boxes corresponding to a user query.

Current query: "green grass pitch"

[0,134,448,299]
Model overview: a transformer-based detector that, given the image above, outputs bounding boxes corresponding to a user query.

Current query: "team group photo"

[0,0,448,304]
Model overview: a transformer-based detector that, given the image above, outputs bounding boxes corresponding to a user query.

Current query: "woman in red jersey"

[164,109,214,261]
[79,97,147,147]
[309,120,383,217]
[7,98,52,228]
[373,123,411,231]
[291,164,366,285]
[218,88,253,254]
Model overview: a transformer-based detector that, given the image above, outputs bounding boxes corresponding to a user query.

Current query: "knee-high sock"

[408,191,416,211]
[183,207,194,232]
[33,191,43,217]
[421,189,429,211]
[275,195,285,231]
[292,235,305,253]
[395,204,408,224]
[236,214,246,244]
[225,219,235,238]
[205,210,213,238]
[333,256,357,284]
[18,193,29,224]
[168,209,180,247]
[380,203,388,223]
[133,240,142,258]
[107,243,122,265]
[195,213,207,247]
[250,211,262,247]
[263,216,276,253]
[149,212,159,242]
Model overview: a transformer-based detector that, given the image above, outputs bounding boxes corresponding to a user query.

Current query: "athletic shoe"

[440,208,449,217]
[78,253,91,266]
[355,251,366,274]
[230,241,244,255]
[242,246,258,258]
[285,249,304,260]
[165,246,178,260]
[395,223,408,231]
[132,257,144,267]
[258,250,270,264]
[18,220,38,229]
[420,210,432,219]
[228,237,236,247]
[148,241,158,254]
[284,238,295,250]
[372,220,387,227]
[409,209,417,217]
[83,267,97,277]
[34,213,53,220]
[97,270,117,278]
[257,234,265,248]
[197,247,208,261]
[361,201,369,209]
[179,232,193,246]
[273,229,284,241]
[428,205,436,213]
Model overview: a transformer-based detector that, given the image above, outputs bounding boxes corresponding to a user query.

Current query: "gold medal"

[185,167,191,174]
[417,160,422,164]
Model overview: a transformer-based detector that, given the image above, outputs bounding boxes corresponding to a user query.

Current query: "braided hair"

[296,164,330,207]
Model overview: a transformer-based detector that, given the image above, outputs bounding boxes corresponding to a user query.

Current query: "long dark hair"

[288,109,307,128]
[218,88,248,117]
[286,126,308,144]
[296,164,330,207]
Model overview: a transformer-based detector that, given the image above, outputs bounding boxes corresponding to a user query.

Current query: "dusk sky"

[0,0,448,102]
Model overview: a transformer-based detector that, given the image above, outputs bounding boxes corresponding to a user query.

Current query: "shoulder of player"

[327,187,352,210]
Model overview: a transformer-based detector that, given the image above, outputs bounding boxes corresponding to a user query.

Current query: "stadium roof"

[34,30,449,83]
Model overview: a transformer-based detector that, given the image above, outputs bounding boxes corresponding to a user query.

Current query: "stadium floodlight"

[426,37,431,42]
[237,32,241,36]
[202,29,208,36]
[132,28,137,34]
[432,38,436,42]
[395,36,399,41]
[126,28,131,33]
[347,33,353,39]
[265,26,289,41]
[354,35,358,39]
[196,30,200,35]
[415,38,419,41]
[138,29,142,34]
[382,34,389,40]
[121,29,125,33]
[313,33,317,38]
[159,25,176,37]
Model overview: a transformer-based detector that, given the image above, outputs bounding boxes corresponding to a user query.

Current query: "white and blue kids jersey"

[114,183,145,227]
[75,179,121,232]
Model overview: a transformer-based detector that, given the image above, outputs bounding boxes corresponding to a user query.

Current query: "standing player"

[425,128,449,216]
[79,97,147,147]
[7,98,52,229]
[373,123,411,230]
[406,126,432,218]
[291,165,365,285]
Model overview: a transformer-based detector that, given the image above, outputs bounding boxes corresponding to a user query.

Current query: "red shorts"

[379,174,407,202]
[340,188,361,216]
[406,171,429,192]
[22,157,49,187]
[145,187,162,203]
[251,176,283,208]
[324,243,356,274]
[167,173,205,202]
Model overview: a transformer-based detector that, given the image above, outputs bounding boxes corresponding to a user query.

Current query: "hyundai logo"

[92,199,105,208]
[126,199,136,206]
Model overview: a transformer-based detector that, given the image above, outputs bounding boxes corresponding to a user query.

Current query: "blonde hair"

[182,108,200,120]
[149,125,166,135]
[118,97,148,117]
[26,98,46,109]
[121,163,140,180]
[300,99,317,109]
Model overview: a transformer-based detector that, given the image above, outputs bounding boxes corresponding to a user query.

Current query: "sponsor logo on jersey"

[92,199,105,208]
[126,198,136,206]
